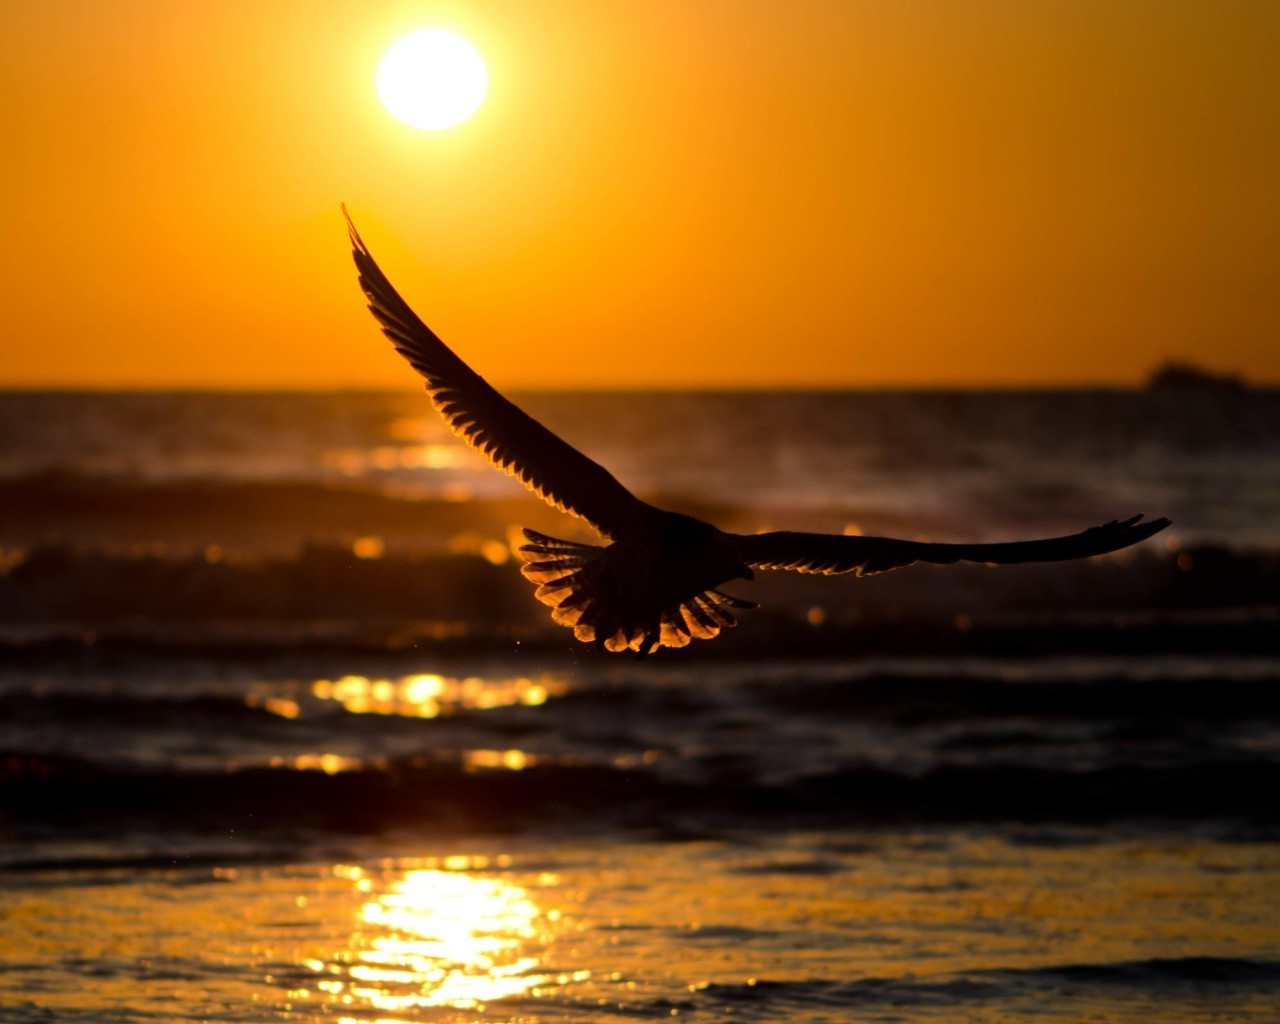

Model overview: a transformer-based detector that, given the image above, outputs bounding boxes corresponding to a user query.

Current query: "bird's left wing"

[731,514,1170,576]
[345,208,650,540]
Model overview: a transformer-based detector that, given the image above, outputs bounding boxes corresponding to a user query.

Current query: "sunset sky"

[4,0,1277,389]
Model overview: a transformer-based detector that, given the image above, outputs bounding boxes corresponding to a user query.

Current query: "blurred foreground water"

[1,389,1278,1022]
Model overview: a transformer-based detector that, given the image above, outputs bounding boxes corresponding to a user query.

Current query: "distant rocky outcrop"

[1147,360,1246,393]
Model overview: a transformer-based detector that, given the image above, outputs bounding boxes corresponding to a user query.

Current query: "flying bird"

[344,208,1170,657]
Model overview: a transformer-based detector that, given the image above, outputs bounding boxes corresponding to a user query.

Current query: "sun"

[377,30,488,131]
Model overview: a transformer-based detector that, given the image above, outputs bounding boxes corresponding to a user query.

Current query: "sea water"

[1,389,1277,1022]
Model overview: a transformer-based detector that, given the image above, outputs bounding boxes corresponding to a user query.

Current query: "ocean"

[1,388,1278,1022]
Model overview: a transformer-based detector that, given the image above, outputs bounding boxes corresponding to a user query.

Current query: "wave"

[4,750,1277,837]
[685,957,1280,1015]
[0,469,559,555]
[478,956,1280,1022]
[1021,956,1280,987]
[5,390,1280,567]
[747,670,1280,723]
[7,664,1278,730]
[2,530,1278,660]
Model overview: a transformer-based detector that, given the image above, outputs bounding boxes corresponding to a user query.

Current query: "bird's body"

[520,512,757,653]
[345,208,1170,657]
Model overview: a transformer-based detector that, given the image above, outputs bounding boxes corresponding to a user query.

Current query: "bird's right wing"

[345,208,649,540]
[732,515,1171,576]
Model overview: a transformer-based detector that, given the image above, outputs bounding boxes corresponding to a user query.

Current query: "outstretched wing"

[732,515,1171,576]
[345,207,649,540]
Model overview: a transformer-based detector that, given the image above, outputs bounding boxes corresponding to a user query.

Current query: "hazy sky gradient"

[4,0,1277,388]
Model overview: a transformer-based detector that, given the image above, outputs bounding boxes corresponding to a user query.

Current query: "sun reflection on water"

[266,752,361,774]
[306,862,581,1017]
[325,442,468,475]
[310,672,563,719]
[463,748,536,771]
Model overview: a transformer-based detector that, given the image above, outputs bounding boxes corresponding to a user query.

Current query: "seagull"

[345,208,1170,657]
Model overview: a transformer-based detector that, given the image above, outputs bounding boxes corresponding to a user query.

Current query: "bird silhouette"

[345,208,1170,658]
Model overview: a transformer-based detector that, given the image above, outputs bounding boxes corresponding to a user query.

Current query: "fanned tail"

[517,528,756,655]
[518,530,601,631]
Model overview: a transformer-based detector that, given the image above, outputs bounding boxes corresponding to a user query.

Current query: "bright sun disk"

[377,29,487,131]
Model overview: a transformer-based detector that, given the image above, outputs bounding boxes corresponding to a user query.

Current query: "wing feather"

[733,515,1171,576]
[345,207,648,539]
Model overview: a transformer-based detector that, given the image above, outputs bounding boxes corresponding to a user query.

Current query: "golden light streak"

[268,753,361,774]
[447,530,510,564]
[323,444,466,475]
[316,866,575,1014]
[352,535,386,559]
[463,749,534,771]
[311,672,562,719]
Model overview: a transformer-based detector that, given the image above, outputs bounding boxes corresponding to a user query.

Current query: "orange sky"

[3,0,1278,389]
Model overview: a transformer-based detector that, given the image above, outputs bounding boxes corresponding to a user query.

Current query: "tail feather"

[660,619,694,648]
[523,558,590,582]
[552,602,587,627]
[708,589,758,611]
[519,529,592,554]
[682,596,722,637]
[519,529,594,597]
[534,581,575,602]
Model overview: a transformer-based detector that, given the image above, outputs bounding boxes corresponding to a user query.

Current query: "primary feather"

[345,207,648,540]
